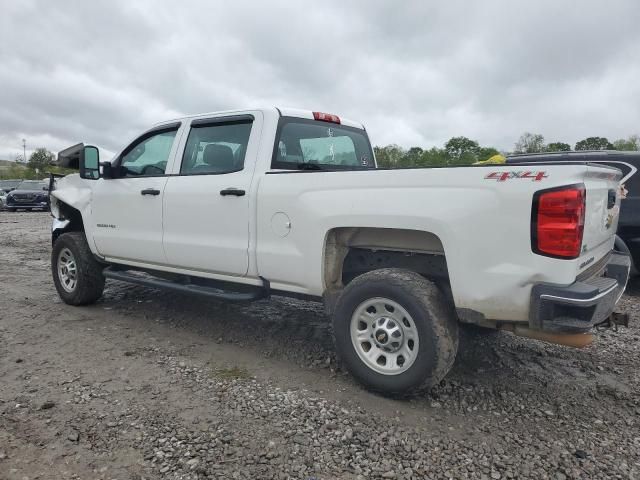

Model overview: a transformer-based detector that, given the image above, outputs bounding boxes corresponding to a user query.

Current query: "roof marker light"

[313,112,341,124]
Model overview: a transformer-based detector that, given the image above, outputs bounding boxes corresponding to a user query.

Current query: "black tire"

[52,232,105,305]
[461,323,499,335]
[6,207,15,212]
[332,268,458,396]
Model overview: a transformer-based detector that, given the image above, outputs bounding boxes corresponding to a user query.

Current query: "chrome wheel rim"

[57,247,78,293]
[350,297,419,375]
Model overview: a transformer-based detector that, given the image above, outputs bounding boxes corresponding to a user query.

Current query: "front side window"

[272,117,374,170]
[119,127,178,177]
[181,120,252,175]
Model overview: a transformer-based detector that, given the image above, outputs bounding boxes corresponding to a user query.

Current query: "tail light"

[313,111,341,124]
[532,184,585,259]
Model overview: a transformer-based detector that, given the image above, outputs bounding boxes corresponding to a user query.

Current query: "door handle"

[220,188,245,197]
[140,188,161,196]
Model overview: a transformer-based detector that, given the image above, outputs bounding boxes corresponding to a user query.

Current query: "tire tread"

[52,232,105,305]
[332,268,458,396]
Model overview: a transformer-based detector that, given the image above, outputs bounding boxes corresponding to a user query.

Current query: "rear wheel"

[6,207,15,212]
[332,268,458,395]
[52,232,105,305]
[461,323,499,335]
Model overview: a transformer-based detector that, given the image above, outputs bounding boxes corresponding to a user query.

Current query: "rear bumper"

[530,251,630,332]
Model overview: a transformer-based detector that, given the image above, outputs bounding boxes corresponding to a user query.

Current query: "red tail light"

[313,111,341,124]
[532,184,585,259]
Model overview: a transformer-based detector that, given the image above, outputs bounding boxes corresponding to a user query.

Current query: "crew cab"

[50,107,630,394]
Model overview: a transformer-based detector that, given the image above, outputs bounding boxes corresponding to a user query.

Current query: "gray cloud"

[1,0,639,161]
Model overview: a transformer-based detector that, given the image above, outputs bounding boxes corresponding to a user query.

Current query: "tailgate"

[580,164,624,265]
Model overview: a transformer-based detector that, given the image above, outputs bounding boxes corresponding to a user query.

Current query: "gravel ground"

[0,211,639,479]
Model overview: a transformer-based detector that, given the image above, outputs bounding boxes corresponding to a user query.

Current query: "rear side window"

[272,117,374,170]
[181,119,253,175]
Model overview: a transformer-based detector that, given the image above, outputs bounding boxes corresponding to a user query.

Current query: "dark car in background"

[0,179,23,211]
[4,179,50,212]
[507,151,640,274]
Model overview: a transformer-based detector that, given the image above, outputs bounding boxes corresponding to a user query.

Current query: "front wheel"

[332,268,458,395]
[52,232,105,305]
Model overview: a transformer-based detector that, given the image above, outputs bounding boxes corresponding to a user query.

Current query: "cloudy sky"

[1,0,639,160]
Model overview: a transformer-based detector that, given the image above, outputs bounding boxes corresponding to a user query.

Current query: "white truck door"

[162,113,262,276]
[91,124,182,265]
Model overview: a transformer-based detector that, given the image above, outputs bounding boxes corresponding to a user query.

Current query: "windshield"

[272,117,375,170]
[16,180,48,191]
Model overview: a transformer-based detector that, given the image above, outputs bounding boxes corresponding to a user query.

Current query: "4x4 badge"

[485,171,548,182]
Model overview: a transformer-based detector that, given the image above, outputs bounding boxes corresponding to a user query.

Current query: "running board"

[103,268,269,302]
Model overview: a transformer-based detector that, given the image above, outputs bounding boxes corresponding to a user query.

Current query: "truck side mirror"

[80,145,100,180]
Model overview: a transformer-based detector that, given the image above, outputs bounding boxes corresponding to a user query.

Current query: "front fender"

[50,173,92,215]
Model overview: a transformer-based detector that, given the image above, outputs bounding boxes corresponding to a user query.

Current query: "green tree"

[374,145,405,168]
[612,135,640,151]
[28,148,55,171]
[445,136,480,162]
[477,147,500,161]
[575,136,614,151]
[514,132,545,154]
[545,142,571,152]
[422,147,449,167]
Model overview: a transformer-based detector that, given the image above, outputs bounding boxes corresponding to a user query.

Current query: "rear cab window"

[271,117,375,170]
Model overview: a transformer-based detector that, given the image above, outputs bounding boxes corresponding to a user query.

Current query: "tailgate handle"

[607,189,616,209]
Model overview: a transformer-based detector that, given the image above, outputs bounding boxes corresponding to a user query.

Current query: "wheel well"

[52,202,85,244]
[323,227,448,292]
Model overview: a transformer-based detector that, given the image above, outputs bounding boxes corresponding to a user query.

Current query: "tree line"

[3,133,640,179]
[375,133,640,168]
[0,148,73,180]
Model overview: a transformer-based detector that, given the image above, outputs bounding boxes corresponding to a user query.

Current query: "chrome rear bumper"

[530,251,630,332]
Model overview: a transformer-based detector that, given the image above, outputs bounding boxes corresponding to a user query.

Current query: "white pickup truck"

[51,107,630,394]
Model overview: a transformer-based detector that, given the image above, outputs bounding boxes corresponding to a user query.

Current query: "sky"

[1,0,639,161]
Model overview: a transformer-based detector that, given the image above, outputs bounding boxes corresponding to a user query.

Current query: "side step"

[103,268,269,302]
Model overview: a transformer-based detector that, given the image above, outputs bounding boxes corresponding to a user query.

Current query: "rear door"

[162,113,262,276]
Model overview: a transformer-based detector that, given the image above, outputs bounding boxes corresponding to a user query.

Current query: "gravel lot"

[1,211,639,479]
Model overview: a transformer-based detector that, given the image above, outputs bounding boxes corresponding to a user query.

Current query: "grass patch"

[211,366,252,380]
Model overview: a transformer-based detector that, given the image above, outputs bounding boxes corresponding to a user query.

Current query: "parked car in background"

[0,179,23,211]
[4,179,50,212]
[508,151,639,274]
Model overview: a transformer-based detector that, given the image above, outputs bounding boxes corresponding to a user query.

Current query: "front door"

[91,125,181,265]
[162,114,259,276]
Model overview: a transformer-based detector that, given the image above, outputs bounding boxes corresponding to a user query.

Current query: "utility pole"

[22,138,26,163]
